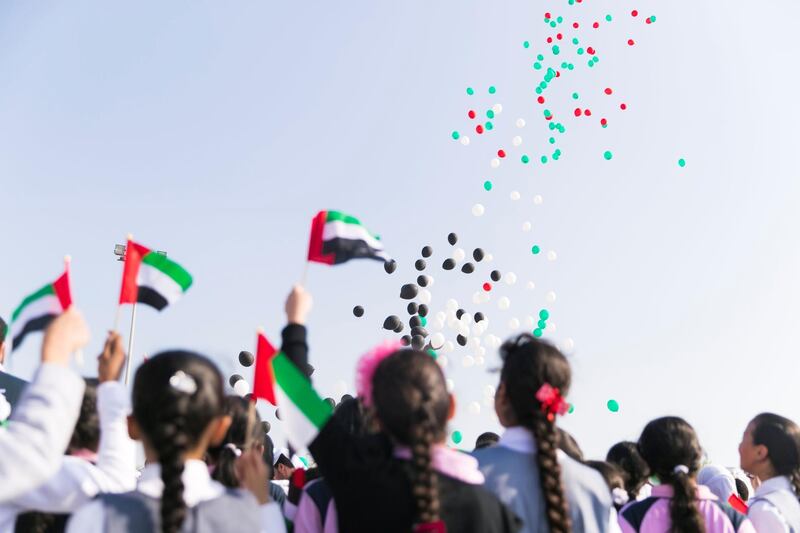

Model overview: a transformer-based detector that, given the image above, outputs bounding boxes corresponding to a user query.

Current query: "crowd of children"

[1,288,799,532]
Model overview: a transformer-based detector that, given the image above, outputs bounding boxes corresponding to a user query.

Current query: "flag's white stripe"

[322,220,384,251]
[10,294,61,336]
[137,263,184,305]
[276,386,320,450]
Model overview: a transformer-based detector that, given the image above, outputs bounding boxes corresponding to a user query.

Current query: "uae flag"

[307,210,389,265]
[119,240,193,311]
[252,332,332,449]
[11,267,72,351]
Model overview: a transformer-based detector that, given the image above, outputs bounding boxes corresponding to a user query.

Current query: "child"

[607,442,651,503]
[208,395,265,489]
[619,417,753,532]
[739,413,800,531]
[586,461,629,511]
[472,333,613,533]
[66,350,285,533]
[281,285,520,533]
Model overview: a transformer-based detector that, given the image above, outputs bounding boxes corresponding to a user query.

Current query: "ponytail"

[665,467,705,533]
[150,399,191,533]
[530,416,571,533]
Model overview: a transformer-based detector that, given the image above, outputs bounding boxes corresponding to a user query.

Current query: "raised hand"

[41,307,90,366]
[97,331,125,383]
[285,284,313,325]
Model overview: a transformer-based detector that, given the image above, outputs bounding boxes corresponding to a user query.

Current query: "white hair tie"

[224,443,242,457]
[612,487,629,506]
[169,371,197,395]
[673,465,690,475]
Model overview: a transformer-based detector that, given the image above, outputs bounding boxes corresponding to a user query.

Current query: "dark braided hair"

[372,349,450,526]
[132,351,225,533]
[499,333,572,533]
[208,395,261,488]
[638,417,705,533]
[607,441,650,502]
[750,413,800,498]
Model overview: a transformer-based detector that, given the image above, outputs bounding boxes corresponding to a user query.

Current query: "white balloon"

[431,319,444,331]
[460,136,470,146]
[522,221,532,232]
[418,288,432,305]
[533,194,543,205]
[546,291,557,303]
[458,325,470,337]
[470,336,481,349]
[492,103,503,114]
[524,316,535,329]
[437,355,449,368]
[446,378,455,392]
[508,317,520,329]
[446,299,459,310]
[505,272,517,285]
[444,340,455,353]
[453,248,466,262]
[562,338,575,352]
[476,354,485,365]
[462,355,475,368]
[547,321,557,332]
[485,253,493,262]
[498,296,511,310]
[460,312,473,325]
[490,158,500,169]
[430,332,446,349]
[510,191,520,201]
[435,311,447,322]
[547,250,558,261]
[483,396,495,407]
[233,380,250,397]
[468,401,482,415]
[512,135,523,147]
[471,203,486,216]
[472,291,483,305]
[425,275,434,287]
[516,118,526,128]
[526,281,536,290]
[334,380,348,398]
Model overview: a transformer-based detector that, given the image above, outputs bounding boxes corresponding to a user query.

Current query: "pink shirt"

[618,485,755,533]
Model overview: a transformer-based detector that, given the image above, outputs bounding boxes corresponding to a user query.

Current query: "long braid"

[410,406,441,524]
[150,398,191,533]
[530,415,572,533]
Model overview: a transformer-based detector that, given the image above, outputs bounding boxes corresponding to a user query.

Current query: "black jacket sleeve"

[281,323,310,378]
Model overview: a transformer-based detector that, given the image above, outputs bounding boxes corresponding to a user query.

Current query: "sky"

[2,0,800,466]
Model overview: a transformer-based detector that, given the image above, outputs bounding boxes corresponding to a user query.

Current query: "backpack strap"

[620,497,660,532]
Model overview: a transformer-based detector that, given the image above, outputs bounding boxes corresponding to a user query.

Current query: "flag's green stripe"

[273,352,332,429]
[142,252,193,291]
[325,211,363,226]
[12,283,55,322]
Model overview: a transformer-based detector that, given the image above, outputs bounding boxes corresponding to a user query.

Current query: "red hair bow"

[536,383,569,422]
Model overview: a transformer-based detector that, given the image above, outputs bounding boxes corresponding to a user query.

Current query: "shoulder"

[748,498,790,531]
[66,499,106,533]
[560,454,613,504]
[473,446,527,473]
[619,497,661,532]
[711,501,754,532]
[439,475,522,532]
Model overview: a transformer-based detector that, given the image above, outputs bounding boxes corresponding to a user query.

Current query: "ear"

[0,341,6,365]
[755,443,770,462]
[447,393,456,421]
[127,415,142,441]
[209,415,233,446]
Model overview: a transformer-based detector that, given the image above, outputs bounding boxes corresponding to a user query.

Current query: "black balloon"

[456,309,465,320]
[457,334,467,346]
[417,275,429,287]
[261,421,271,434]
[384,260,397,274]
[243,393,253,402]
[461,262,475,274]
[400,284,419,300]
[409,316,422,328]
[305,364,315,377]
[442,259,455,270]
[411,326,429,338]
[238,351,254,367]
[229,374,244,387]
[421,246,433,258]
[418,304,429,317]
[448,232,458,245]
[491,270,502,282]
[411,335,425,350]
[393,322,405,333]
[401,335,412,346]
[353,305,365,317]
[415,259,426,271]
[473,248,485,261]
[474,312,485,323]
[407,302,419,315]
[324,397,336,410]
[275,409,282,420]
[383,315,401,330]
[341,394,354,403]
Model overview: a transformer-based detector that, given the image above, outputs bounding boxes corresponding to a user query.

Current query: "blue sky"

[2,0,800,465]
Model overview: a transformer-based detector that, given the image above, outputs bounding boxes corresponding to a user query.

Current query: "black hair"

[333,396,367,437]
[735,477,749,501]
[638,417,705,533]
[607,441,650,502]
[132,351,225,533]
[68,379,100,453]
[207,395,261,488]
[372,349,450,526]
[751,413,800,497]
[275,454,294,469]
[557,428,584,462]
[585,460,626,510]
[474,431,500,450]
[0,316,7,344]
[499,333,572,533]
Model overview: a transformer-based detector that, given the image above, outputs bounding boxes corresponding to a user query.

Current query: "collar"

[650,483,718,500]
[394,444,485,484]
[138,459,225,506]
[755,475,793,498]
[69,448,99,463]
[498,426,538,454]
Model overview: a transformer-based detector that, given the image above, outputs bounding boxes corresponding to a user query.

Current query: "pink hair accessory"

[355,339,403,407]
[535,383,570,422]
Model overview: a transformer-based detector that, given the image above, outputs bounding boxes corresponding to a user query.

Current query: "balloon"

[471,203,485,216]
[417,275,429,287]
[546,291,557,303]
[562,338,575,352]
[453,248,466,262]
[430,332,445,349]
[448,232,458,245]
[411,335,425,350]
[261,421,271,434]
[516,118,526,128]
[383,315,401,330]
[411,326,429,338]
[505,272,517,285]
[400,284,419,300]
[442,259,456,270]
[485,253,493,262]
[512,135,523,147]
[462,355,475,368]
[401,335,412,346]
[421,246,433,258]
[229,374,244,387]
[443,341,455,353]
[457,334,467,346]
[490,270,502,282]
[508,317,520,329]
[353,306,365,318]
[522,221,532,232]
[490,159,500,169]
[498,297,511,310]
[460,312,473,325]
[446,299,459,310]
[547,251,558,261]
[473,248,485,261]
[233,379,250,397]
[446,378,455,392]
[468,402,481,415]
[435,311,447,322]
[324,397,336,410]
[418,304,429,317]
[393,322,404,333]
[451,430,463,445]
[409,316,422,328]
[418,289,432,305]
[407,303,419,315]
[474,312,485,322]
[492,103,503,113]
[533,194,543,205]
[461,262,475,274]
[526,281,536,290]
[238,351,255,367]
[456,308,465,320]
[460,136,470,146]
[415,259,427,271]
[510,191,521,201]
[384,260,397,274]
[425,275,434,287]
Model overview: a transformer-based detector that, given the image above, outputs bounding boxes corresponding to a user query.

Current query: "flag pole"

[124,302,138,385]
[64,255,84,366]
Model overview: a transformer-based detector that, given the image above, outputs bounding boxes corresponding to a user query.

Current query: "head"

[68,379,100,454]
[697,465,736,502]
[208,395,263,488]
[740,413,800,494]
[333,395,367,438]
[638,417,704,533]
[0,316,7,367]
[607,441,650,501]
[474,431,500,450]
[735,477,750,501]
[494,333,572,533]
[557,428,584,462]
[585,460,627,509]
[371,349,454,526]
[273,454,296,480]
[129,351,227,533]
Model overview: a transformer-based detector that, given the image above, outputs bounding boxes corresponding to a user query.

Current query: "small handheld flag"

[118,239,192,311]
[11,260,73,351]
[307,210,389,265]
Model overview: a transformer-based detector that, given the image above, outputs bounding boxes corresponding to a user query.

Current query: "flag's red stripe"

[728,494,748,514]
[52,269,73,310]
[307,211,335,265]
[119,240,151,304]
[252,332,278,405]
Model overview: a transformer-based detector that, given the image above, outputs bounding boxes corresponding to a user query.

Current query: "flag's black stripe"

[136,287,168,311]
[11,314,57,351]
[322,237,387,265]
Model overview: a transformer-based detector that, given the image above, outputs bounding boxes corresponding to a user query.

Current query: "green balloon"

[452,430,463,444]
[539,309,550,320]
[607,399,620,413]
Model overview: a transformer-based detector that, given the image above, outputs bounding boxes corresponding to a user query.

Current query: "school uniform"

[619,484,755,533]
[474,427,615,533]
[0,363,85,502]
[0,381,137,532]
[66,460,286,533]
[294,478,338,533]
[747,476,800,532]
